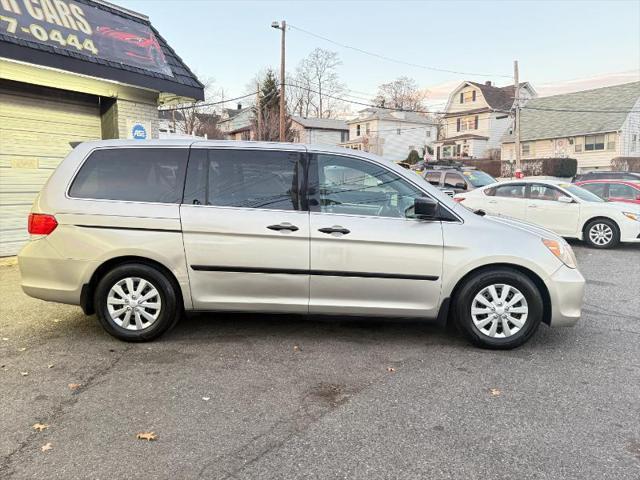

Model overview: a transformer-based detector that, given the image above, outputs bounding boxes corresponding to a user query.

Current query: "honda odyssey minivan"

[19,140,585,349]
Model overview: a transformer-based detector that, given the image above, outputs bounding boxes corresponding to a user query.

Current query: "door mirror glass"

[414,197,439,219]
[455,182,467,190]
[557,195,573,204]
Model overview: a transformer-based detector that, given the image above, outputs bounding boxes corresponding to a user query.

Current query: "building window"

[607,133,616,151]
[397,128,401,135]
[522,143,534,156]
[585,134,605,151]
[459,116,477,131]
[632,134,638,152]
[366,123,371,135]
[460,90,476,103]
[341,131,349,143]
[356,124,361,136]
[426,130,431,138]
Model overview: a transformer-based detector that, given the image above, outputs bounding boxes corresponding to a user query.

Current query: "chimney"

[237,103,242,110]
[485,81,492,87]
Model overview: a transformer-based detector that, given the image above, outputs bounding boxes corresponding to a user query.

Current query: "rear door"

[307,153,443,318]
[483,183,527,220]
[180,146,310,312]
[525,183,580,235]
[607,183,640,204]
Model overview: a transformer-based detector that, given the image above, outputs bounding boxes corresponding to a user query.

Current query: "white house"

[501,81,640,172]
[341,108,437,161]
[290,116,348,145]
[434,81,536,160]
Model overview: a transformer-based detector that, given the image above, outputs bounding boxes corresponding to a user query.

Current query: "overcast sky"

[118,0,640,109]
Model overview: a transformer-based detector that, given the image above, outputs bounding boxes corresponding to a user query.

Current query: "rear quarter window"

[69,148,189,203]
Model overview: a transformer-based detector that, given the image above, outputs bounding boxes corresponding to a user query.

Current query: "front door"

[525,183,580,235]
[307,153,443,318]
[180,147,310,312]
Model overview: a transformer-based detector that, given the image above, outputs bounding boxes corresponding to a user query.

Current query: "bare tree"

[289,48,345,118]
[167,77,224,136]
[373,76,427,111]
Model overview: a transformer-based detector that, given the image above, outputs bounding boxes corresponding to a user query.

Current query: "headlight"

[542,238,577,269]
[622,212,639,222]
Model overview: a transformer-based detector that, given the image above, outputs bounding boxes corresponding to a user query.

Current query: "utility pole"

[514,60,521,171]
[256,81,262,141]
[272,20,286,142]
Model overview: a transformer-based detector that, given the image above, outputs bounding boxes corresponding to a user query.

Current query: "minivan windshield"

[462,170,496,187]
[559,183,605,202]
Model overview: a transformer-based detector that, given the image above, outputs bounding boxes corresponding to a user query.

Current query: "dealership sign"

[0,0,173,76]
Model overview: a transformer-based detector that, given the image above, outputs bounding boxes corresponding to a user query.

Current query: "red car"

[575,179,640,205]
[96,26,166,66]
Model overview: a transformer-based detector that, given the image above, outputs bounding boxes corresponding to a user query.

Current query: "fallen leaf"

[47,364,54,369]
[32,423,49,432]
[386,367,396,373]
[202,397,210,401]
[41,443,53,452]
[489,388,501,397]
[68,383,81,390]
[18,347,27,352]
[20,371,29,377]
[53,319,61,323]
[293,345,301,352]
[2,337,8,341]
[136,432,157,441]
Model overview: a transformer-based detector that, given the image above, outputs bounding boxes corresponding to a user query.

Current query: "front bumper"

[547,265,586,327]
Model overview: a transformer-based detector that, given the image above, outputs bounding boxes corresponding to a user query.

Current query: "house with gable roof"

[434,81,536,160]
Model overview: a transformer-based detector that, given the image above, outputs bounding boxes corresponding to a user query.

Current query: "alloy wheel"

[106,277,161,331]
[588,223,613,246]
[471,284,528,338]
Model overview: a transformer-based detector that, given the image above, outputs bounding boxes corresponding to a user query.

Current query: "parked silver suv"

[19,140,585,349]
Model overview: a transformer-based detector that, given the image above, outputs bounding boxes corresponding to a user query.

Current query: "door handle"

[488,200,498,204]
[318,226,350,235]
[267,223,299,232]
[528,205,538,208]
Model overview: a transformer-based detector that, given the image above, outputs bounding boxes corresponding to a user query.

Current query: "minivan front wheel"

[454,268,543,349]
[94,263,181,342]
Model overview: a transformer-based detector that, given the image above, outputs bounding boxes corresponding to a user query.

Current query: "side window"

[425,171,441,185]
[444,173,465,189]
[528,184,563,201]
[309,154,424,219]
[493,184,525,198]
[608,183,637,199]
[580,183,607,198]
[183,149,301,210]
[69,148,188,203]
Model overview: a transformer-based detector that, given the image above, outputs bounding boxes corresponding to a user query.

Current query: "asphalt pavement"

[1,242,639,479]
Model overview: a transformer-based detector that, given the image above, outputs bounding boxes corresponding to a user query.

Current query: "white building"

[502,81,640,172]
[434,81,536,160]
[341,108,437,161]
[290,116,348,145]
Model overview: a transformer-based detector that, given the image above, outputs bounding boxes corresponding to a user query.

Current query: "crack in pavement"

[0,346,131,479]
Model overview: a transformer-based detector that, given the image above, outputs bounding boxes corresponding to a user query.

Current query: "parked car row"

[454,179,640,249]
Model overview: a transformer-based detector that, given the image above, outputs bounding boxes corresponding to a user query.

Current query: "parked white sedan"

[454,179,640,249]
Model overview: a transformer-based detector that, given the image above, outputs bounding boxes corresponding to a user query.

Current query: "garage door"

[0,80,102,256]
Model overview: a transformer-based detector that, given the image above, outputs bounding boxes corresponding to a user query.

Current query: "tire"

[454,268,543,350]
[584,218,620,249]
[94,263,181,342]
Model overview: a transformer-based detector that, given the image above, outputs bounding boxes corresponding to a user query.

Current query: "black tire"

[94,263,181,342]
[454,268,543,350]
[583,218,620,249]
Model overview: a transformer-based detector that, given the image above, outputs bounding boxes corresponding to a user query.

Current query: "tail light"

[453,197,465,203]
[28,213,58,235]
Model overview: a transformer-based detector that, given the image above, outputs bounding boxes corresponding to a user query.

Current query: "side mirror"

[558,195,573,204]
[414,197,439,219]
[455,182,467,190]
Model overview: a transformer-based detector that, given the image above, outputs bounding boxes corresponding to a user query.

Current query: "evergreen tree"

[254,69,293,142]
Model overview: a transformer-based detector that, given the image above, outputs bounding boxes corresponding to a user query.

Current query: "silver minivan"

[19,140,585,349]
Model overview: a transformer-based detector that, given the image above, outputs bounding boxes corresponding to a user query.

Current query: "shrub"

[406,149,421,165]
[501,158,577,178]
[611,157,640,172]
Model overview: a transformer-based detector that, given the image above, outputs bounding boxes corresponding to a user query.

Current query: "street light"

[271,20,286,142]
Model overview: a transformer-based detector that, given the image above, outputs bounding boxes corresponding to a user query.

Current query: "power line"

[160,92,258,112]
[288,23,513,79]
[521,106,640,113]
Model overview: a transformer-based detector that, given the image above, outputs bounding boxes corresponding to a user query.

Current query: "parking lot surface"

[1,243,639,480]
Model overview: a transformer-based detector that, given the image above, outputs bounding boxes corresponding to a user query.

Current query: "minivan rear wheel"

[94,263,181,342]
[454,268,543,349]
